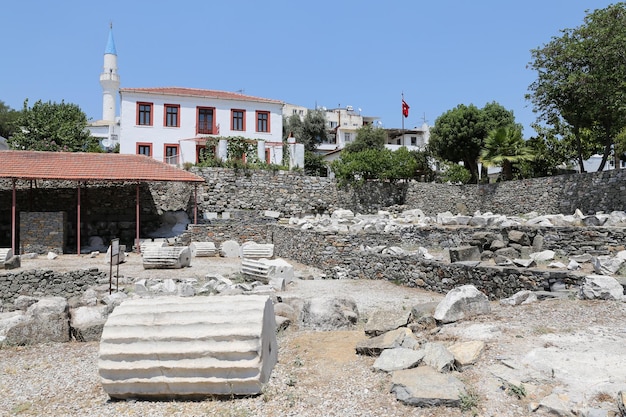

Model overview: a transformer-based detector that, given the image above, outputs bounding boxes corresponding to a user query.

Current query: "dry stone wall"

[20,212,66,254]
[2,167,626,252]
[0,268,105,305]
[180,223,619,299]
[191,168,339,216]
[191,167,626,217]
[404,169,626,216]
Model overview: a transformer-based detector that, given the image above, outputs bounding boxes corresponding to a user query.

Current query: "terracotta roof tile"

[119,87,283,105]
[0,151,205,182]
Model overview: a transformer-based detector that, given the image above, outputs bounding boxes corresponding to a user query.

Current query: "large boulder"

[4,297,69,345]
[579,275,625,301]
[433,285,491,324]
[70,305,109,341]
[0,311,28,345]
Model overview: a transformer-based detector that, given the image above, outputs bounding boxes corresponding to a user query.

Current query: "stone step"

[98,295,277,399]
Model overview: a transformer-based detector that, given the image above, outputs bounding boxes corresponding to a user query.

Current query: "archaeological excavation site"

[1,160,625,417]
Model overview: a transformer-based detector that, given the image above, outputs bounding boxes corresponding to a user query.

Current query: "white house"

[119,87,289,167]
[383,124,430,151]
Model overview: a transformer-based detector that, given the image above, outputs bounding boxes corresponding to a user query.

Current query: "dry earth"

[0,253,625,417]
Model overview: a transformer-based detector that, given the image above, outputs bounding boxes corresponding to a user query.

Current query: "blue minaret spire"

[105,22,117,55]
[100,22,120,122]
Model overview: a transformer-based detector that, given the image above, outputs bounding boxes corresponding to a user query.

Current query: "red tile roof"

[0,151,205,182]
[119,87,284,105]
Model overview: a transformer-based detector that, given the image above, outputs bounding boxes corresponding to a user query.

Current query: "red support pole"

[77,183,81,255]
[194,184,198,224]
[136,184,140,253]
[11,179,16,255]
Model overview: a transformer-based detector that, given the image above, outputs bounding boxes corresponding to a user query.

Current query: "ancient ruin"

[98,295,278,399]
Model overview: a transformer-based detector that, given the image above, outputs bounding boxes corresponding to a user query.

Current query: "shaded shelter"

[0,151,204,255]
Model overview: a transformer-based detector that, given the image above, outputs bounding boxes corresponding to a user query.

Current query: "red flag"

[402,99,410,118]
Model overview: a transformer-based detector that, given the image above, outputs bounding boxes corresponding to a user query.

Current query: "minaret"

[100,23,120,122]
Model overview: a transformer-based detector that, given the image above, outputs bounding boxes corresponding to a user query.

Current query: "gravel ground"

[1,254,625,417]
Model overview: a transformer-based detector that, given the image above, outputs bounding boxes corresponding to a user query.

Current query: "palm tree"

[480,126,535,180]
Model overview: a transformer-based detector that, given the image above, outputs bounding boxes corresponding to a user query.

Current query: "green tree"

[299,109,327,152]
[0,101,20,139]
[283,114,303,141]
[410,148,436,181]
[331,146,422,187]
[304,150,327,176]
[615,127,626,164]
[331,148,391,187]
[344,124,385,153]
[429,102,517,183]
[517,130,572,178]
[480,126,535,181]
[10,99,99,152]
[527,3,626,171]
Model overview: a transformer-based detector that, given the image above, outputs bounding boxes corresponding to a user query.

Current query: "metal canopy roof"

[0,151,204,182]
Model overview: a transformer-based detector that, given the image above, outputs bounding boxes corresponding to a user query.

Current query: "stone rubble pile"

[289,208,626,232]
[352,283,625,415]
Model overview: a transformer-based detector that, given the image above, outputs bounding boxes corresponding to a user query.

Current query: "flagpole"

[401,92,405,132]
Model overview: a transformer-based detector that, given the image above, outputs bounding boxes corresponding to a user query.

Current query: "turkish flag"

[402,99,410,118]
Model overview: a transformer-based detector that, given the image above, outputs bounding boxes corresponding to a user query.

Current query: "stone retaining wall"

[180,223,623,298]
[2,167,626,254]
[0,268,105,305]
[404,169,626,216]
[20,212,66,254]
[322,254,581,300]
[190,167,626,217]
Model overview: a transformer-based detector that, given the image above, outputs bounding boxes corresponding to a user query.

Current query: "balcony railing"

[197,121,213,134]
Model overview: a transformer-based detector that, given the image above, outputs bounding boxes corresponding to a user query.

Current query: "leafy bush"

[304,151,328,176]
[440,163,472,184]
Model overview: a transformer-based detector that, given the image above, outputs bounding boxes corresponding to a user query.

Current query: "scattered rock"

[364,309,410,337]
[422,342,455,372]
[433,285,491,324]
[390,366,466,407]
[372,347,425,372]
[579,275,625,300]
[500,290,538,306]
[448,340,485,367]
[356,327,414,356]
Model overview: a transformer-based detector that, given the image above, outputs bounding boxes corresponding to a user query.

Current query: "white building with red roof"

[119,87,288,167]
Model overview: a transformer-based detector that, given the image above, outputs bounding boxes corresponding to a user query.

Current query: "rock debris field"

[1,238,626,416]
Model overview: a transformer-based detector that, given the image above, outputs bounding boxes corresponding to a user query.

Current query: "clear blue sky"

[1,0,617,136]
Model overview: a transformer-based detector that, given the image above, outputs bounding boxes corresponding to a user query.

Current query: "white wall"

[120,91,283,165]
